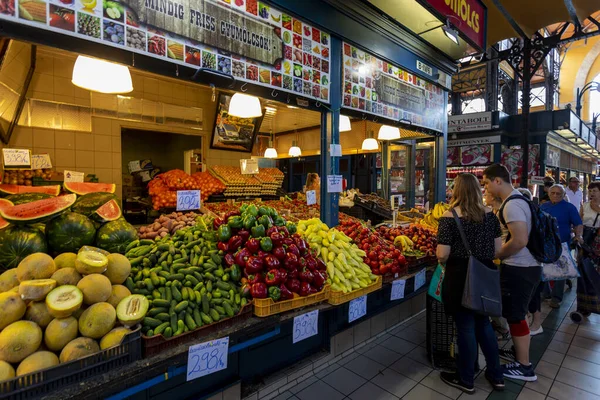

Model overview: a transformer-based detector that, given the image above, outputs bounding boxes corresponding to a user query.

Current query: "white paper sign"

[63,170,84,182]
[31,154,53,170]
[2,149,31,169]
[530,176,545,185]
[293,310,319,343]
[306,190,317,206]
[414,269,426,291]
[330,144,342,157]
[177,190,201,211]
[348,295,367,323]
[327,175,343,193]
[391,279,406,301]
[240,159,259,175]
[187,337,229,381]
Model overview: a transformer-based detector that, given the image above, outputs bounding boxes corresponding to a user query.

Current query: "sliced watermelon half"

[0,198,13,229]
[0,193,76,225]
[63,182,116,195]
[0,184,61,196]
[94,199,122,222]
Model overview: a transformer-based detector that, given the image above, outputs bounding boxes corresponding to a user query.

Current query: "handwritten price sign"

[390,279,406,301]
[2,149,31,169]
[293,310,319,343]
[327,175,343,193]
[414,269,426,291]
[187,337,229,381]
[31,154,53,170]
[177,190,201,211]
[348,295,367,323]
[306,190,317,206]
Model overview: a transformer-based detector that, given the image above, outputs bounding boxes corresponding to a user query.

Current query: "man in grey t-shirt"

[483,164,541,383]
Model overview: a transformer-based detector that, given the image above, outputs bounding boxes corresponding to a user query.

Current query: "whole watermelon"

[71,192,117,217]
[5,193,53,205]
[0,225,48,271]
[95,219,138,254]
[46,212,96,254]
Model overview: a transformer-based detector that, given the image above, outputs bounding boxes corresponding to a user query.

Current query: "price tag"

[329,144,342,157]
[390,279,406,301]
[293,310,319,343]
[348,295,367,323]
[177,190,201,211]
[187,337,229,381]
[240,159,259,174]
[327,175,343,193]
[306,190,317,205]
[414,269,426,291]
[63,170,84,182]
[31,154,53,170]
[2,149,31,169]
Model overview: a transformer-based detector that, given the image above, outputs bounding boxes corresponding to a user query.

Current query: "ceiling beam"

[489,0,528,38]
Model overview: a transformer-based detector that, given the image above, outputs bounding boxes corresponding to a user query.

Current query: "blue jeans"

[454,309,502,386]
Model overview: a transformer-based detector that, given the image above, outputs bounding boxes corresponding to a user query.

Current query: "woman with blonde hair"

[437,173,504,394]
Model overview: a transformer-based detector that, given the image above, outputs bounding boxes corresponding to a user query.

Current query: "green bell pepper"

[243,215,257,230]
[230,264,242,282]
[259,215,273,229]
[251,224,266,238]
[286,222,297,234]
[260,237,273,252]
[273,216,285,227]
[268,207,278,218]
[268,286,281,302]
[246,204,259,217]
[217,225,232,242]
[240,204,248,214]
[227,216,243,229]
[258,206,270,216]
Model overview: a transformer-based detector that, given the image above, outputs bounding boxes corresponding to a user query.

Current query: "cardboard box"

[122,173,134,186]
[128,159,153,174]
[136,168,161,183]
[123,186,144,199]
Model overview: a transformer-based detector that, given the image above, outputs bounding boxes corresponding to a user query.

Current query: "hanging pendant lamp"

[339,115,351,132]
[378,125,400,140]
[288,140,302,157]
[362,129,379,150]
[72,55,133,94]
[228,93,262,118]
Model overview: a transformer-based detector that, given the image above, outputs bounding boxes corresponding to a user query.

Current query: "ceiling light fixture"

[442,21,459,45]
[339,115,351,132]
[72,55,133,94]
[264,131,278,158]
[378,125,400,140]
[288,140,302,157]
[228,93,262,118]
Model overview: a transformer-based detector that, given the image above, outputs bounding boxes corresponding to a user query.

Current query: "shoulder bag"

[582,211,600,249]
[451,209,502,317]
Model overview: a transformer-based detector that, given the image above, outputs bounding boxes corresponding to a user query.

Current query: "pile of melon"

[0,247,148,381]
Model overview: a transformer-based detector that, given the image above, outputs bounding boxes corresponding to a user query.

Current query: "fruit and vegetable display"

[124,215,249,338]
[215,204,327,302]
[2,169,54,187]
[376,225,436,257]
[417,202,450,231]
[209,166,284,197]
[296,219,377,293]
[0,247,144,380]
[147,170,225,210]
[138,212,200,239]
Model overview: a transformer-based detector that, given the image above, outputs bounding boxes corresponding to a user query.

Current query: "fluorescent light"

[228,93,262,118]
[265,106,277,115]
[264,147,278,158]
[442,23,459,45]
[288,140,301,157]
[72,55,133,94]
[340,115,351,132]
[361,138,379,150]
[378,125,400,140]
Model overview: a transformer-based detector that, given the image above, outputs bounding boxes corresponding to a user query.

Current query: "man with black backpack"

[483,164,561,382]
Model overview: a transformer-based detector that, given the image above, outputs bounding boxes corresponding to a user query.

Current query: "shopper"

[483,164,541,382]
[539,177,555,204]
[540,184,583,309]
[567,176,583,211]
[437,173,504,394]
[304,173,321,204]
[580,181,600,228]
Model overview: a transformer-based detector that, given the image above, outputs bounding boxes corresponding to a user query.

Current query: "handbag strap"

[594,213,599,227]
[451,209,472,256]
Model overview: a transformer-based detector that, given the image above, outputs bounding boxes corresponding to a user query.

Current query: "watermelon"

[0,199,13,230]
[93,199,122,222]
[72,192,117,217]
[0,194,76,225]
[64,182,116,195]
[0,184,60,196]
[5,193,53,205]
[46,212,96,254]
[0,225,48,271]
[95,219,138,254]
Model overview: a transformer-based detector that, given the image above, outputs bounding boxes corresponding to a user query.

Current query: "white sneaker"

[530,326,544,336]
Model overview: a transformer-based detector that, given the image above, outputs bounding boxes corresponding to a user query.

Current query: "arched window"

[590,73,600,121]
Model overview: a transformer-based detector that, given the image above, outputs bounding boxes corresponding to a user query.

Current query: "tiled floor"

[268,283,600,399]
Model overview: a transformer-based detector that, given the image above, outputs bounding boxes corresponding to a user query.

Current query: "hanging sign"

[349,295,367,323]
[423,0,486,51]
[187,337,229,381]
[177,190,201,211]
[329,144,342,157]
[240,159,259,174]
[390,279,406,301]
[293,310,319,343]
[2,149,31,169]
[306,190,317,205]
[63,170,85,182]
[31,154,53,170]
[448,112,493,133]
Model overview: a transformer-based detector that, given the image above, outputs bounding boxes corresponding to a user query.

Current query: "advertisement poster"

[446,146,460,167]
[342,42,445,132]
[500,145,540,178]
[390,150,407,168]
[0,0,330,102]
[211,93,262,152]
[460,144,491,166]
[415,149,425,167]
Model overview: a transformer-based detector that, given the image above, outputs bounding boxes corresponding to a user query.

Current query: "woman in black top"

[436,173,504,394]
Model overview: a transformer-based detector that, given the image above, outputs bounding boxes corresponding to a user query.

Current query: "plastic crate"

[0,327,141,400]
[341,206,365,220]
[253,285,330,317]
[142,303,253,358]
[328,276,382,305]
[426,296,457,371]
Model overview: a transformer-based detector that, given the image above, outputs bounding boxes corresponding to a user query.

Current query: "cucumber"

[164,327,173,338]
[147,307,168,317]
[200,312,213,324]
[214,306,226,316]
[216,281,231,291]
[174,301,189,313]
[172,286,182,302]
[202,295,210,314]
[143,317,162,328]
[152,299,171,308]
[223,302,234,317]
[209,309,221,322]
[185,314,197,330]
[146,329,154,337]
[155,313,171,322]
[170,314,178,332]
[193,309,203,327]
[154,322,169,335]
[175,320,185,335]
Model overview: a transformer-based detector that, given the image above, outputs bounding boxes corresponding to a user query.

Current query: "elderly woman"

[540,184,583,310]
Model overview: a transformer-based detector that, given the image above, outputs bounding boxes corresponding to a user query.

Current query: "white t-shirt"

[500,190,540,267]
[581,202,600,227]
[566,188,583,211]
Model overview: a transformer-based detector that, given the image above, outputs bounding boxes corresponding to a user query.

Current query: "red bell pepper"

[247,273,264,285]
[228,235,243,252]
[264,254,281,269]
[213,217,225,230]
[246,238,260,254]
[224,253,235,267]
[308,284,318,295]
[278,226,290,237]
[250,282,267,298]
[265,269,280,286]
[217,242,229,252]
[266,226,279,237]
[279,283,294,300]
[282,237,294,247]
[235,248,252,268]
[312,270,326,288]
[284,252,299,269]
[287,244,300,257]
[316,258,327,271]
[288,268,299,280]
[272,246,286,261]
[299,281,312,296]
[238,229,250,245]
[225,210,241,219]
[257,250,270,259]
[269,231,283,247]
[245,256,264,274]
[286,278,301,293]
[298,257,308,270]
[295,237,307,253]
[240,283,252,298]
[299,267,314,283]
[278,268,288,282]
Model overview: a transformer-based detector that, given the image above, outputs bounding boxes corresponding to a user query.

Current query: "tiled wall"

[0,43,251,199]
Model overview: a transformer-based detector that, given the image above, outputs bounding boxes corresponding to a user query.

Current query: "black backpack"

[498,194,562,264]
